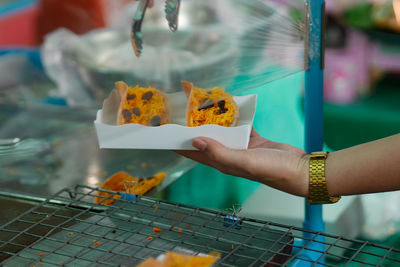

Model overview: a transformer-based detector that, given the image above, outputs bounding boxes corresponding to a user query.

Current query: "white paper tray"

[94,90,256,150]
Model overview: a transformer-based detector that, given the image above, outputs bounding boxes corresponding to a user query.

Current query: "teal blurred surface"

[166,72,305,209]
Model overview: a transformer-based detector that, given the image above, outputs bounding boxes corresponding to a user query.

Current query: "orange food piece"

[153,227,163,233]
[115,81,170,126]
[94,171,166,205]
[68,232,73,236]
[39,253,44,257]
[138,251,220,267]
[182,81,239,127]
[93,241,100,246]
[177,228,182,232]
[147,236,153,240]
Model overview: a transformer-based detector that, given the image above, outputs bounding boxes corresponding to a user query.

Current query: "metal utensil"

[131,0,150,57]
[165,0,181,32]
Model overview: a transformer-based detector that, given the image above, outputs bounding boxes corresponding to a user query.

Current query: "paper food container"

[94,90,257,150]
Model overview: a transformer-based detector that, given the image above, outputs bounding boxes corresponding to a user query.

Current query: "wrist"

[297,154,310,197]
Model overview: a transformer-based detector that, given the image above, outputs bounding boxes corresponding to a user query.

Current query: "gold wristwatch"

[306,151,341,204]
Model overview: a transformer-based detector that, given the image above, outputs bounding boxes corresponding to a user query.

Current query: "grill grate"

[0,185,399,266]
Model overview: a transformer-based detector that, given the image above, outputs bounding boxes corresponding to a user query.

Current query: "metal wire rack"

[0,185,399,266]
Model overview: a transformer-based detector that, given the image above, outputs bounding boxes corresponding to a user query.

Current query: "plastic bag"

[361,192,400,240]
[41,0,305,107]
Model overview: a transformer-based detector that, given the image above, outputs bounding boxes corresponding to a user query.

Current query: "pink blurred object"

[0,1,39,47]
[324,29,400,104]
[324,31,370,104]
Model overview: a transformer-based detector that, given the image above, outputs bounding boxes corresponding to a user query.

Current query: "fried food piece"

[138,251,219,267]
[116,81,171,126]
[182,81,239,127]
[94,171,166,205]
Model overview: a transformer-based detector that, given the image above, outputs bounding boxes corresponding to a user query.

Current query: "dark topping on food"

[218,100,226,109]
[127,94,136,100]
[138,178,144,182]
[198,98,215,110]
[150,116,161,126]
[219,108,228,114]
[218,100,228,114]
[142,91,153,101]
[207,91,212,94]
[122,109,132,121]
[132,108,141,116]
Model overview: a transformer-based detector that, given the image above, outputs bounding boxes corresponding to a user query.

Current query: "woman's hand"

[176,129,309,197]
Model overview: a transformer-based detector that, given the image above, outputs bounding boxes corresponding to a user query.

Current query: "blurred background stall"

[0,0,399,255]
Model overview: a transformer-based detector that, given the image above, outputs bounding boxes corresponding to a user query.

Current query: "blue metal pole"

[292,0,326,266]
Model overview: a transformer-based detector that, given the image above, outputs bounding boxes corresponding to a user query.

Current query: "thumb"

[192,137,247,167]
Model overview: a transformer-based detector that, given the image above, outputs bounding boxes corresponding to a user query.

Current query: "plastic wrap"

[41,0,306,107]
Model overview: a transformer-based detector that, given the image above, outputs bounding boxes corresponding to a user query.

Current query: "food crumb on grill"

[147,236,153,240]
[153,227,163,233]
[153,204,159,212]
[68,232,73,236]
[93,241,100,246]
[39,253,44,257]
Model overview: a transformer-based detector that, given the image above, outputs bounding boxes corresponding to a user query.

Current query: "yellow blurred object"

[394,0,400,29]
[138,251,220,267]
[372,1,400,32]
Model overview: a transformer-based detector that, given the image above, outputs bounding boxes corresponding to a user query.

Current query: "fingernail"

[193,139,207,151]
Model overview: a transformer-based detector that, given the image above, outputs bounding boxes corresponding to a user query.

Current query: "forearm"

[325,134,400,196]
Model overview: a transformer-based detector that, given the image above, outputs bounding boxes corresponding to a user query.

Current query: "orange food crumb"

[58,262,63,265]
[38,264,44,266]
[68,232,73,236]
[147,236,153,240]
[39,253,44,257]
[63,246,67,249]
[153,204,159,212]
[231,244,234,250]
[153,227,163,233]
[177,228,182,232]
[93,241,100,246]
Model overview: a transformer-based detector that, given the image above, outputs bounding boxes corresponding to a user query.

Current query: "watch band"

[306,151,341,204]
